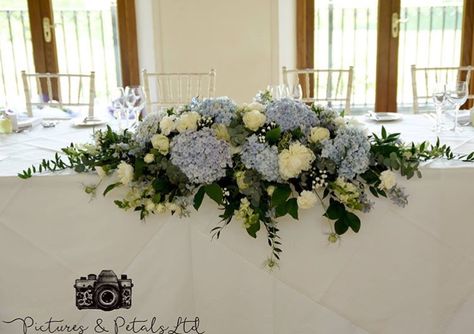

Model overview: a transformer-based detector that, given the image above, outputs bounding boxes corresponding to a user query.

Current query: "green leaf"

[134,158,146,178]
[286,198,298,219]
[271,184,291,207]
[103,182,121,196]
[152,193,162,204]
[275,203,288,217]
[324,198,345,220]
[153,178,172,193]
[265,127,282,144]
[345,211,361,233]
[335,219,349,235]
[246,220,261,238]
[205,183,223,204]
[381,126,387,139]
[193,186,206,210]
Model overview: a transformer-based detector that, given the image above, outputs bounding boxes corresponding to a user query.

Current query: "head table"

[1,115,474,334]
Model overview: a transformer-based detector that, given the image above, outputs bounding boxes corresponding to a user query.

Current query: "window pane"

[0,0,35,100]
[397,0,463,111]
[315,0,378,112]
[52,0,121,102]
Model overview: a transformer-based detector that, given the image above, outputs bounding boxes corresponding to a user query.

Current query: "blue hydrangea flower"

[321,127,370,179]
[387,186,408,207]
[191,97,237,125]
[134,111,165,146]
[265,98,317,131]
[170,128,233,184]
[240,135,280,181]
[314,107,340,131]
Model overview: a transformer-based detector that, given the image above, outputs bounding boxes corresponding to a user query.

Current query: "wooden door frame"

[27,0,139,88]
[375,0,400,113]
[296,0,315,97]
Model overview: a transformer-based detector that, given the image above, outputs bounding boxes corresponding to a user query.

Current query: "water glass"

[446,81,468,132]
[124,86,146,124]
[432,83,446,133]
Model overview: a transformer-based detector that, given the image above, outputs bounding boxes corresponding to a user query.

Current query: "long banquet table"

[1,115,474,334]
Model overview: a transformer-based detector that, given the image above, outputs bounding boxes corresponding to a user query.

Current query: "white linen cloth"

[1,115,474,334]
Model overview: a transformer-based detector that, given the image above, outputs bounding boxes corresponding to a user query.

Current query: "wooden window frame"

[299,0,474,112]
[27,0,139,90]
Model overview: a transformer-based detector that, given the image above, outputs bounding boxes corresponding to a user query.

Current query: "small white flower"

[176,111,200,133]
[297,190,318,209]
[278,142,315,180]
[144,153,155,164]
[309,127,330,143]
[151,134,170,155]
[243,110,266,131]
[117,161,134,185]
[159,115,176,135]
[95,166,107,178]
[378,170,397,190]
[267,185,276,196]
[145,199,156,212]
[155,203,167,213]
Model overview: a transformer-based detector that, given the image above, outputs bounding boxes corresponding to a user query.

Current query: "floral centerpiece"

[19,93,474,267]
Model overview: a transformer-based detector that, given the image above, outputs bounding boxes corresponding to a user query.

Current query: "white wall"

[136,0,296,103]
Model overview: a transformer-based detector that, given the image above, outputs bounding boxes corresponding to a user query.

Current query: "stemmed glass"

[432,83,447,133]
[110,87,127,130]
[267,85,290,100]
[124,86,146,126]
[292,84,303,100]
[446,81,468,132]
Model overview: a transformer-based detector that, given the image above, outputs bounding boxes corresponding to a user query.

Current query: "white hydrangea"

[176,111,200,133]
[159,115,176,135]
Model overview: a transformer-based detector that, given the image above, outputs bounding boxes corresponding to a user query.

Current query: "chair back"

[21,71,95,117]
[142,69,216,112]
[282,66,354,114]
[411,65,474,113]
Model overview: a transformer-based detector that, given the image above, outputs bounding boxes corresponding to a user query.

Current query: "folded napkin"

[32,106,80,120]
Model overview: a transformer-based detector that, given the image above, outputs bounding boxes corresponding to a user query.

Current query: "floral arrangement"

[19,93,474,267]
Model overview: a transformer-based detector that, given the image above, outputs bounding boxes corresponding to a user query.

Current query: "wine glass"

[292,84,303,100]
[446,81,468,132]
[124,86,146,126]
[110,87,127,130]
[267,85,282,100]
[279,84,290,98]
[432,83,447,133]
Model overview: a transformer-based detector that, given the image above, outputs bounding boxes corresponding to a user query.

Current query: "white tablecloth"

[1,116,474,334]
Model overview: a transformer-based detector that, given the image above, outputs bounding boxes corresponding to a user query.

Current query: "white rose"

[151,134,170,155]
[176,112,200,133]
[334,116,346,128]
[246,101,265,112]
[117,161,134,185]
[297,191,318,209]
[278,142,315,180]
[159,115,176,135]
[144,153,155,163]
[309,127,330,143]
[243,110,266,131]
[95,166,107,178]
[378,170,397,190]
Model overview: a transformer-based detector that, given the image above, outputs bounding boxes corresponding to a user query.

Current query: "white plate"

[73,118,107,127]
[367,112,402,122]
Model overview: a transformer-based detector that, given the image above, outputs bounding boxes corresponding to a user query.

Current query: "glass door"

[397,0,464,111]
